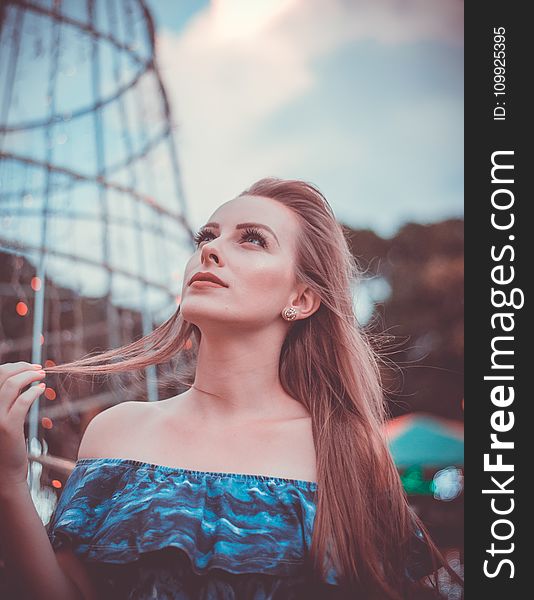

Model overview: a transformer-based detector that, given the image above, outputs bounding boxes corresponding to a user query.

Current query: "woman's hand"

[0,362,47,490]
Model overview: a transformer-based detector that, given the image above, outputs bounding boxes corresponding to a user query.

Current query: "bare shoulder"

[77,400,151,460]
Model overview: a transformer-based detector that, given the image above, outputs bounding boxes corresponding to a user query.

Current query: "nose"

[200,240,221,265]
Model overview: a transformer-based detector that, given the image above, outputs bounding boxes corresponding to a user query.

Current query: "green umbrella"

[386,413,464,468]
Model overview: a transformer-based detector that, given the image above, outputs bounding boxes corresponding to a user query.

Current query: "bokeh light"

[16,301,28,316]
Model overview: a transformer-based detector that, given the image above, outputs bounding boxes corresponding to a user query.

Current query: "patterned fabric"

[45,458,433,599]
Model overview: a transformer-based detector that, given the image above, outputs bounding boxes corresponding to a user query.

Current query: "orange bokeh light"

[16,301,28,316]
[31,277,42,291]
[184,338,193,350]
[45,359,56,368]
[52,480,62,489]
[44,387,57,400]
[41,417,53,429]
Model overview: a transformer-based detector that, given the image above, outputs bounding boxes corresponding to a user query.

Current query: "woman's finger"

[0,369,46,418]
[7,382,47,429]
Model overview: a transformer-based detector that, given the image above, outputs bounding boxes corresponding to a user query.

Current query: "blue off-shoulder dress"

[45,458,433,600]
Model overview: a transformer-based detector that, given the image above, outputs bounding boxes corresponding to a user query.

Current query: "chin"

[180,301,226,323]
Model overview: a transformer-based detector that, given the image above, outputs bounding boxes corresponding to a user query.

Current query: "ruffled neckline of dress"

[46,457,434,588]
[46,456,325,580]
[75,456,319,490]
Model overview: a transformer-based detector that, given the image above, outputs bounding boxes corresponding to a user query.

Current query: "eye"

[240,227,269,248]
[193,227,269,249]
[193,228,215,247]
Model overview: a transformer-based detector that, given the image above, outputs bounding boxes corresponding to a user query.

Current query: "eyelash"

[193,227,269,249]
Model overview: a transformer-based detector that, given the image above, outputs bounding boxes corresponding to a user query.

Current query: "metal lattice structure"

[0,0,195,504]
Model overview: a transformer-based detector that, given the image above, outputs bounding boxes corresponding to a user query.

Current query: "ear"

[287,284,321,320]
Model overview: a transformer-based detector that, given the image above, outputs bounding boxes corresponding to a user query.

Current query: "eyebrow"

[202,222,280,247]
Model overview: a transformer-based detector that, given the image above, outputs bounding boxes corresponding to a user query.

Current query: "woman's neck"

[185,327,307,424]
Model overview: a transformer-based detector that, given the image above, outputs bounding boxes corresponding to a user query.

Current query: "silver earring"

[282,307,298,321]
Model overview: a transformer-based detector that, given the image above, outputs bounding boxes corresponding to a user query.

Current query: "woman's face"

[180,194,301,329]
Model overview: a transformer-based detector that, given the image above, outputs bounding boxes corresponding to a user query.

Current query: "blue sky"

[1,0,463,316]
[146,0,463,237]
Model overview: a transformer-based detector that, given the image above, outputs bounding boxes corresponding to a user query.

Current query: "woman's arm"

[404,527,437,583]
[0,482,85,600]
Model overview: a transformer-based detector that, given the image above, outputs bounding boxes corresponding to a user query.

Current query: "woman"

[1,177,462,599]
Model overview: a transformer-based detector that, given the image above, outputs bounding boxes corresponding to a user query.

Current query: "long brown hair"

[44,177,462,597]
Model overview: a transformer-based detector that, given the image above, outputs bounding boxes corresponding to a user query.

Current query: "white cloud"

[154,0,463,226]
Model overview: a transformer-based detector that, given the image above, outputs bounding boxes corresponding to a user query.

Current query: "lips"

[188,272,228,287]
